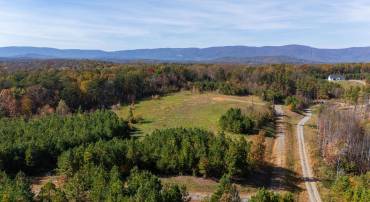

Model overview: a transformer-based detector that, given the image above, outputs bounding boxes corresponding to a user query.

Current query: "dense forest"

[2,61,370,117]
[0,110,129,174]
[0,113,259,201]
[0,60,370,201]
[58,128,255,178]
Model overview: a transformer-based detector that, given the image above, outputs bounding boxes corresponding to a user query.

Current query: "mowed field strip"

[115,91,267,135]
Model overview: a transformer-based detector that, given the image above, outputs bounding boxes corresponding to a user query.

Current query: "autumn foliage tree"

[0,61,351,118]
[318,105,370,173]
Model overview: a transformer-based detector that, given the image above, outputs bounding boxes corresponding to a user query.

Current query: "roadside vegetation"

[249,188,294,202]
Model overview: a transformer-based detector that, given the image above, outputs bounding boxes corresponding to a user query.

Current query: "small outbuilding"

[328,74,345,81]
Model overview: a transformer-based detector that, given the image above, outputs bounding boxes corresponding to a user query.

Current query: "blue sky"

[1,0,370,50]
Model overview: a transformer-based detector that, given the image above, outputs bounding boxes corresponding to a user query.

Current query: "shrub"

[0,171,34,201]
[261,90,284,104]
[285,96,306,112]
[126,168,189,202]
[249,188,294,202]
[219,108,254,134]
[218,83,248,96]
[210,175,241,202]
[330,174,370,202]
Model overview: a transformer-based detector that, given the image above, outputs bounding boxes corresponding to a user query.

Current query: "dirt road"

[270,105,286,189]
[297,110,322,202]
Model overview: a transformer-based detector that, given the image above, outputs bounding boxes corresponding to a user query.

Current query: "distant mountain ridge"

[2,45,370,63]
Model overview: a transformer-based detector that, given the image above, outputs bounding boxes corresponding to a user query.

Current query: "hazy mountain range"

[2,45,370,64]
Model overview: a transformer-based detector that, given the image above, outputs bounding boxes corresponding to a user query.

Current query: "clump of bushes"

[193,81,248,96]
[285,96,307,112]
[330,174,370,202]
[0,172,34,201]
[218,83,248,96]
[36,166,189,202]
[219,108,254,134]
[210,175,241,202]
[126,168,189,202]
[219,107,275,135]
[261,89,285,104]
[249,188,294,202]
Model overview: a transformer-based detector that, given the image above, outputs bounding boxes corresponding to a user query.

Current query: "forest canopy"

[1,61,364,117]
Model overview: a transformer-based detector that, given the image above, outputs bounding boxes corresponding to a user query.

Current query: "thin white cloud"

[1,0,370,49]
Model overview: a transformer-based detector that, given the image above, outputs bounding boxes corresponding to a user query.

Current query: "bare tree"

[318,104,370,174]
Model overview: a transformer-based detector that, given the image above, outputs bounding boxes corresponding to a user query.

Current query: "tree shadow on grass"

[127,118,154,137]
[232,163,303,193]
[262,112,287,138]
[137,119,153,124]
[261,122,276,138]
[128,126,145,137]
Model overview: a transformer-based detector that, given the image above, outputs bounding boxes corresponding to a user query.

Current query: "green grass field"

[332,80,366,89]
[114,91,267,136]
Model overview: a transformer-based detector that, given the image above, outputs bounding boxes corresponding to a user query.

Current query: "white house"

[328,74,345,81]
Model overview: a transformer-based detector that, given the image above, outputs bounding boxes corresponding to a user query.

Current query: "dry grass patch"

[161,176,255,197]
[31,175,65,196]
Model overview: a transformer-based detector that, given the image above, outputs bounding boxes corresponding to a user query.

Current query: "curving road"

[297,110,322,202]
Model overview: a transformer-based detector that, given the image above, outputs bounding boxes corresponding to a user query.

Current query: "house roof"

[328,74,345,78]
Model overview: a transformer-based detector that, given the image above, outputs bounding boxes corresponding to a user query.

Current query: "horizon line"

[2,44,370,52]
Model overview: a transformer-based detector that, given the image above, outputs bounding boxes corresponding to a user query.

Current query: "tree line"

[58,128,258,179]
[1,61,366,117]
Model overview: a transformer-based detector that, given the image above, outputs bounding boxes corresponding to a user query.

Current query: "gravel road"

[297,110,322,202]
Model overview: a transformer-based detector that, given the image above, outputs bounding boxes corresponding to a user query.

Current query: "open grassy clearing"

[332,80,366,89]
[115,91,267,137]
